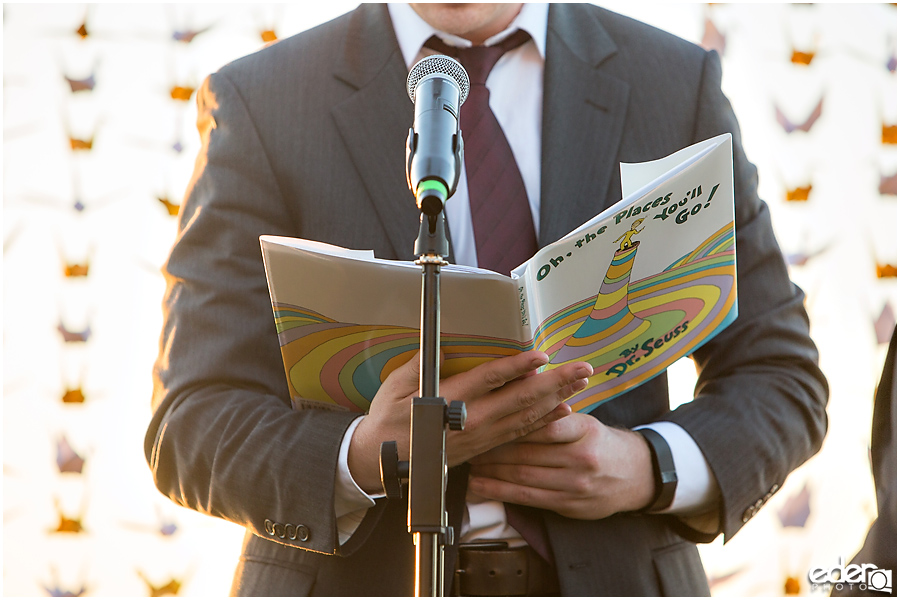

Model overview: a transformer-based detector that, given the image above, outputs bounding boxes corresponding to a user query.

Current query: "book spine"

[516,267,535,346]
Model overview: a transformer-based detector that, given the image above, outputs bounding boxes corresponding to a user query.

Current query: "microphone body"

[406,55,470,216]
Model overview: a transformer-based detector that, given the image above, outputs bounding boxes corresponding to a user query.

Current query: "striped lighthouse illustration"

[549,220,651,365]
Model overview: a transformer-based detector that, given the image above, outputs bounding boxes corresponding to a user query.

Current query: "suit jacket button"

[770,483,779,494]
[742,507,754,523]
[264,519,275,535]
[296,524,310,542]
[273,522,286,539]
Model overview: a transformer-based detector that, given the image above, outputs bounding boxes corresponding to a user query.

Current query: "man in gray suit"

[145,4,828,596]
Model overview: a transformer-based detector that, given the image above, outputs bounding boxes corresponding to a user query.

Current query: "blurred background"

[2,3,895,597]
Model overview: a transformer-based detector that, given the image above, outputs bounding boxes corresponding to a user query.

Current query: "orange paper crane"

[169,84,196,102]
[784,576,802,596]
[790,48,815,65]
[137,569,191,597]
[883,123,897,145]
[62,112,104,153]
[68,135,93,152]
[63,262,89,277]
[61,387,86,405]
[255,5,283,44]
[157,195,181,216]
[50,498,87,534]
[58,236,95,276]
[876,263,897,279]
[785,184,813,202]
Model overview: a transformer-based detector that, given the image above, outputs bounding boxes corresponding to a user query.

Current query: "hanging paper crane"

[56,435,86,474]
[785,184,813,202]
[883,123,897,145]
[50,498,87,534]
[137,569,190,597]
[875,303,896,345]
[121,506,179,538]
[41,566,90,597]
[172,25,212,44]
[777,483,811,528]
[775,97,824,134]
[157,195,181,217]
[879,172,897,196]
[57,321,91,343]
[64,71,96,93]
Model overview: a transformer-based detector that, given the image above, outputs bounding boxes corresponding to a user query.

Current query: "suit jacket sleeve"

[666,49,829,542]
[143,69,358,555]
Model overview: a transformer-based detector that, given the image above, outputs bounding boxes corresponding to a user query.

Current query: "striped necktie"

[425,31,538,275]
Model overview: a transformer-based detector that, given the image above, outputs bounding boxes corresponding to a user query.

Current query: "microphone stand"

[382,53,469,596]
[380,208,466,597]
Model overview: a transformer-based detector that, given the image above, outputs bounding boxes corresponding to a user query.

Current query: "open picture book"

[261,133,737,414]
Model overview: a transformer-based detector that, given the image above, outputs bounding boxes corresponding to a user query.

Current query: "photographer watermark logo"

[808,557,892,594]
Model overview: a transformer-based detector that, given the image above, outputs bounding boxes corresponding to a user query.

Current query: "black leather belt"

[453,542,560,596]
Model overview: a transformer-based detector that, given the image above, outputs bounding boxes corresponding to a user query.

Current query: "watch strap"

[637,427,678,512]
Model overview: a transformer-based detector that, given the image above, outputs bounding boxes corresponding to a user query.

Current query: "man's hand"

[467,413,656,520]
[347,351,592,495]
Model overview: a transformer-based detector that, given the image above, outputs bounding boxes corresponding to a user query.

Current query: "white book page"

[620,134,728,198]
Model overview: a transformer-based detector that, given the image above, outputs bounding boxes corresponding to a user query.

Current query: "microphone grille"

[407,54,470,105]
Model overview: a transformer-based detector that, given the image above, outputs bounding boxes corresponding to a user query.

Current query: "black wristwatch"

[637,428,678,512]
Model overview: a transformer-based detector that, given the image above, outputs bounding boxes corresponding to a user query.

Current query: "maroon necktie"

[425,31,538,275]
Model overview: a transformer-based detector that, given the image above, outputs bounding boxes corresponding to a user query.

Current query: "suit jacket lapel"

[539,4,630,247]
[331,4,421,261]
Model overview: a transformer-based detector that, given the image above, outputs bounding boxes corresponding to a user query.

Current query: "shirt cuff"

[334,416,383,545]
[635,421,719,520]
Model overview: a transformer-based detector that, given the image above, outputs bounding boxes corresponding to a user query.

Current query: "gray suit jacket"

[145,4,828,596]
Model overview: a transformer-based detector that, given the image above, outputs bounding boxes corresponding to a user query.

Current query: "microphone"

[405,55,470,217]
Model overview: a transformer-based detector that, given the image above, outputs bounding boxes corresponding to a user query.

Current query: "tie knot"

[425,29,531,85]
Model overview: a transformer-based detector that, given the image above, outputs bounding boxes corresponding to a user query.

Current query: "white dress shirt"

[333,3,719,546]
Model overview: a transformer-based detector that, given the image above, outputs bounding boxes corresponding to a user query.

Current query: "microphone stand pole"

[380,209,466,597]
[413,210,450,597]
[413,208,468,597]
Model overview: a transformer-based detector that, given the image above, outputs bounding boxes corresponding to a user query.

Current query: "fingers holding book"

[442,351,591,467]
[347,351,592,494]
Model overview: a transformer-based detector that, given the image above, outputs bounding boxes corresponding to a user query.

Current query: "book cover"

[262,134,737,414]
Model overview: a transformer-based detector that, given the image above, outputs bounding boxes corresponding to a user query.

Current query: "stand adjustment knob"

[443,525,455,547]
[379,441,409,500]
[446,401,466,431]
